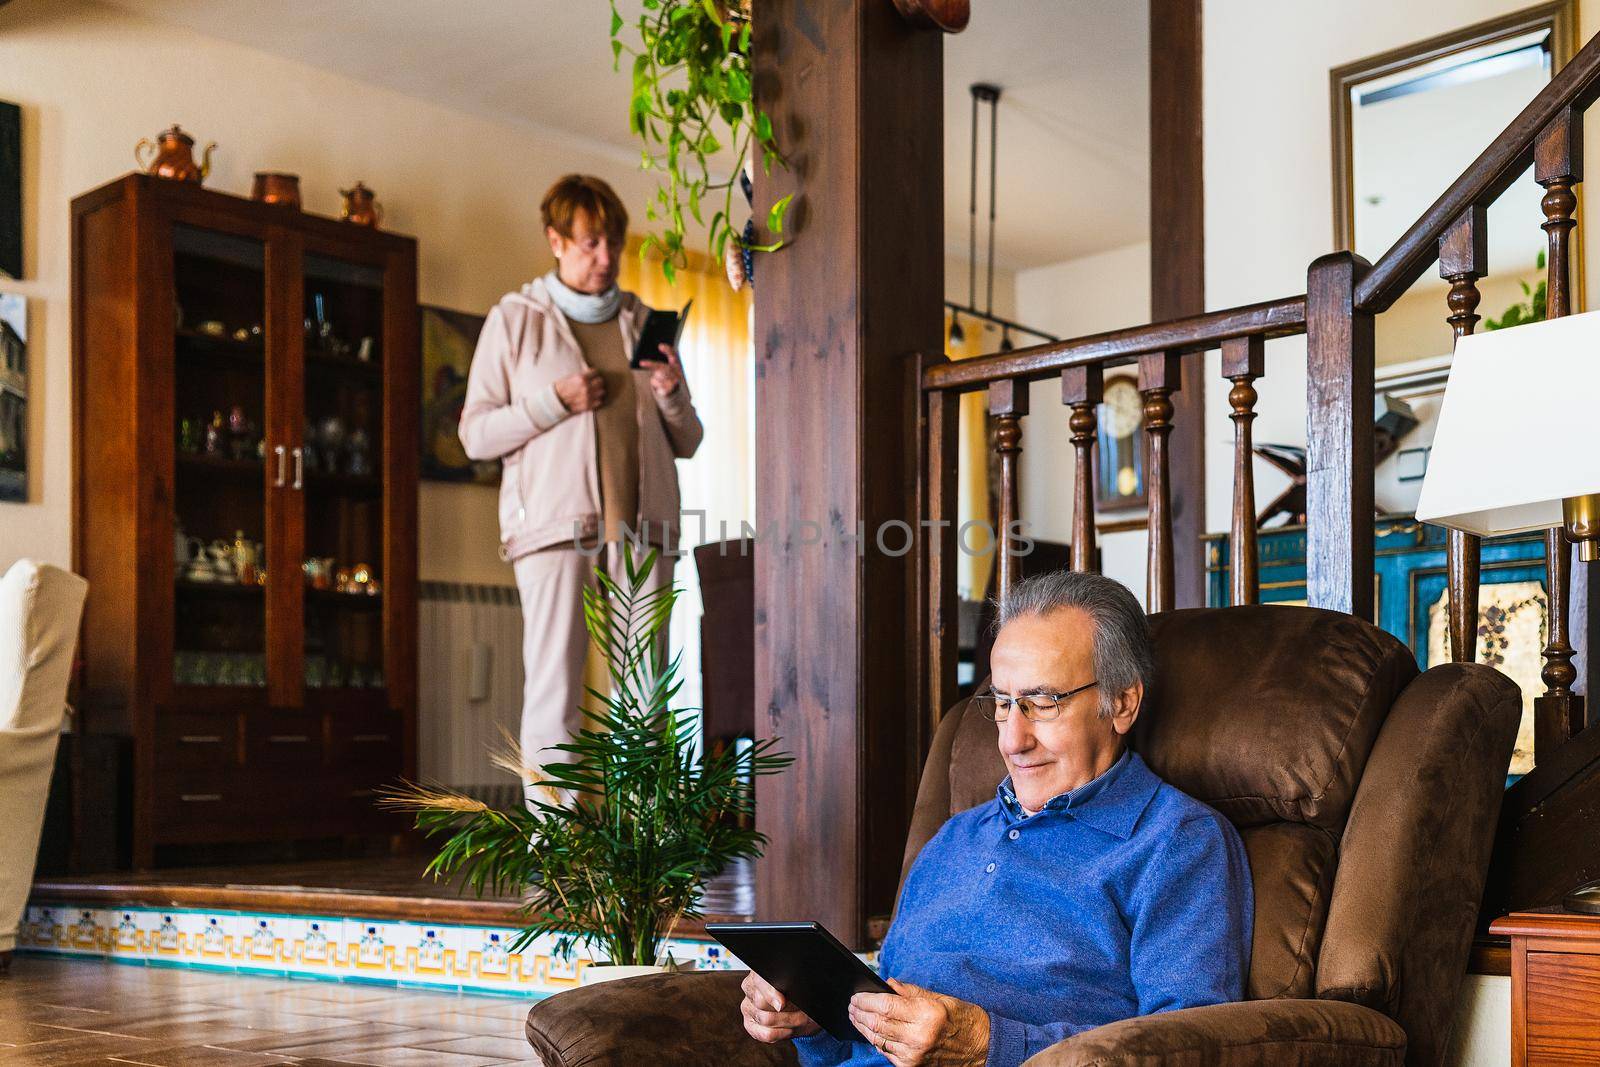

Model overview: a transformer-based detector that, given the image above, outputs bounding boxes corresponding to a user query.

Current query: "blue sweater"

[794,750,1253,1067]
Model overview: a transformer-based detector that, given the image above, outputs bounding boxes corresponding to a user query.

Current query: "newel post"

[1305,251,1375,620]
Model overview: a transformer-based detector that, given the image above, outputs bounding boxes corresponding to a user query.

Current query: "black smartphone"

[630,298,693,368]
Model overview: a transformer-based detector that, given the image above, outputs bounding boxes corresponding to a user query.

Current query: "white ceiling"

[98,0,1150,273]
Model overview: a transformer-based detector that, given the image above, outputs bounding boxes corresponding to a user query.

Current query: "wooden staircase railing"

[915,26,1600,917]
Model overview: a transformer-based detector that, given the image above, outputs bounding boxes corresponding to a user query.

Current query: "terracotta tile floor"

[0,956,543,1065]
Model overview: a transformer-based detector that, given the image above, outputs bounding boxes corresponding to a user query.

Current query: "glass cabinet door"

[300,252,387,700]
[170,225,269,693]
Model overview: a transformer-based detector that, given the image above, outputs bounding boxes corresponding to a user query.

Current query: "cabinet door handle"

[269,734,310,744]
[178,734,222,745]
[352,733,390,744]
[273,445,287,488]
[179,793,222,803]
[291,446,304,490]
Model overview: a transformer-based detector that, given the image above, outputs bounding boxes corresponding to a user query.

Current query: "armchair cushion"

[0,560,88,955]
[525,971,796,1067]
[1020,998,1406,1067]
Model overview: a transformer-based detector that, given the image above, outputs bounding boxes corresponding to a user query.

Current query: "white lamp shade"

[1415,307,1600,537]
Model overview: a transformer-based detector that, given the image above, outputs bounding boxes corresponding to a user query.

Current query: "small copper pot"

[340,182,382,227]
[252,172,302,209]
[135,125,215,184]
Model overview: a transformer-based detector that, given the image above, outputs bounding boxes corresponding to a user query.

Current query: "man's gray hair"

[995,570,1155,718]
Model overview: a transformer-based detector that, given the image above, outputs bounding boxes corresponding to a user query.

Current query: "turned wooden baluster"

[1062,365,1103,574]
[1534,107,1586,759]
[1221,336,1264,606]
[1140,352,1181,612]
[1439,205,1487,664]
[988,379,1029,602]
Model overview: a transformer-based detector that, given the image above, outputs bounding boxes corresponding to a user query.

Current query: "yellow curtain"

[945,313,994,601]
[618,237,755,718]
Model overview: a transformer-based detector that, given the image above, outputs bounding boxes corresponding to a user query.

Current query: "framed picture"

[419,304,497,485]
[0,292,26,501]
[1093,372,1146,511]
[0,101,18,281]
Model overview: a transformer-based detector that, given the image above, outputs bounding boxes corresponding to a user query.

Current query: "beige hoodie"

[458,277,704,562]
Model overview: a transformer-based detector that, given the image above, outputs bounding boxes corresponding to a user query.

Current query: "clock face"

[1102,377,1143,438]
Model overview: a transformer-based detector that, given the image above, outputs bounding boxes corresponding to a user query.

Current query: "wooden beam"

[752,0,943,947]
[1150,0,1206,608]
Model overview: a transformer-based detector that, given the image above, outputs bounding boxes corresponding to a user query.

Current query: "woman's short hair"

[995,570,1155,718]
[540,174,629,243]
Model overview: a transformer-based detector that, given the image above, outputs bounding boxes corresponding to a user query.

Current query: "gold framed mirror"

[1331,2,1577,264]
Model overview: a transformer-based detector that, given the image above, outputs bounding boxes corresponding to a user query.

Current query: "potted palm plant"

[383,547,790,981]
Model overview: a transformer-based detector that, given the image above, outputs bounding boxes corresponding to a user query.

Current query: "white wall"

[0,0,658,584]
[1013,241,1151,603]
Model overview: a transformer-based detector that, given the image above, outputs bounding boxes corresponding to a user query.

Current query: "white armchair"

[0,560,88,973]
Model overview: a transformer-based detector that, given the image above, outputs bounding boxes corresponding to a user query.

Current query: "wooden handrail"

[920,296,1306,393]
[1355,28,1600,312]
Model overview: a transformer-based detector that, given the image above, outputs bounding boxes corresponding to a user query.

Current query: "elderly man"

[740,571,1253,1067]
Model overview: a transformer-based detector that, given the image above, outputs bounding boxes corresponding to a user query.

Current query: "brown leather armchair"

[524,606,1520,1066]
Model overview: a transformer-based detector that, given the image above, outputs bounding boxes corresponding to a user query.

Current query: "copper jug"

[251,172,301,209]
[339,182,382,227]
[134,125,215,184]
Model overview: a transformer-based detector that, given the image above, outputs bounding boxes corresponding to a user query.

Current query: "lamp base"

[1565,494,1600,562]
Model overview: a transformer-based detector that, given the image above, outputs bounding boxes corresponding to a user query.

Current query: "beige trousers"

[511,543,674,805]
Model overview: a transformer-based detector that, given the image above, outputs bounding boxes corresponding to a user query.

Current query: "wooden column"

[917,355,958,742]
[1140,352,1181,613]
[1150,0,1206,608]
[1305,251,1375,619]
[989,379,1029,602]
[1439,205,1486,664]
[1221,335,1263,606]
[752,1,943,946]
[1535,107,1586,757]
[1062,365,1103,574]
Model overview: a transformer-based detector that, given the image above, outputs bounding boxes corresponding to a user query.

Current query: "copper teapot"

[339,181,382,227]
[135,125,215,184]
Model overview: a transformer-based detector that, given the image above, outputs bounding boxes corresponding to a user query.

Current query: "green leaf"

[612,38,623,68]
[700,0,723,24]
[754,111,773,144]
[768,193,793,234]
[611,9,623,35]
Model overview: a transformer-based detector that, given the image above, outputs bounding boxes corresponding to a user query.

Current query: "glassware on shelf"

[203,411,226,455]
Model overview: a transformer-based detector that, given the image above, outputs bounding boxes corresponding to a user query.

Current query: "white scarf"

[543,270,623,324]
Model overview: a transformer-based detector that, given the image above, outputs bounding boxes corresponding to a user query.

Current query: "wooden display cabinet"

[71,173,418,867]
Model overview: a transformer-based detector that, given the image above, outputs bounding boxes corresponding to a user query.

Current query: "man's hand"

[649,344,685,397]
[740,970,821,1044]
[554,369,605,413]
[847,979,990,1066]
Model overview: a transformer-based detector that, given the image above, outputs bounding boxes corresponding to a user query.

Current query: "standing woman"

[459,174,703,804]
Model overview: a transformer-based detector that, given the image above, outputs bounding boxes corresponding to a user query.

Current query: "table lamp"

[1415,307,1600,560]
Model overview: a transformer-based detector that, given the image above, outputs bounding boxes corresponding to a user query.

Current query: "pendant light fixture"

[945,82,1057,349]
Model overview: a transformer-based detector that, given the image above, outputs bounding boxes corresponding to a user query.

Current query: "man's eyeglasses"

[973,680,1099,722]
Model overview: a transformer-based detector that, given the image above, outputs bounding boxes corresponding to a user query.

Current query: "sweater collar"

[997,749,1160,840]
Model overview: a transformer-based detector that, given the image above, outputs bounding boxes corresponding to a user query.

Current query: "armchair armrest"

[1022,999,1405,1067]
[525,970,798,1067]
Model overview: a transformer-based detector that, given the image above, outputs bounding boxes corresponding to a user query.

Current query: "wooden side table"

[1491,910,1600,1066]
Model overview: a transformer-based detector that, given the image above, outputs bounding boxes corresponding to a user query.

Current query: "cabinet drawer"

[154,711,240,771]
[151,774,244,839]
[332,710,403,766]
[1527,950,1600,1065]
[245,712,325,768]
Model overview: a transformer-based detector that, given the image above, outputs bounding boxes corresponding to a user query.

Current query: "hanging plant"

[610,0,792,283]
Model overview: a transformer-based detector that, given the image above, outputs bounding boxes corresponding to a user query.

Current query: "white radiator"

[417,581,525,810]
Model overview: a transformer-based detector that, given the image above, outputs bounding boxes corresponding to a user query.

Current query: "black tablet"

[630,298,693,368]
[705,920,892,1043]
